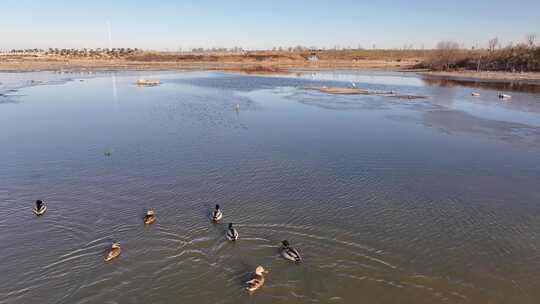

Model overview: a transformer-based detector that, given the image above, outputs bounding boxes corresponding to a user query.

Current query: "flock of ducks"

[32,201,302,293]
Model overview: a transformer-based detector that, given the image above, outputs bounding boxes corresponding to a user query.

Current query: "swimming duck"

[212,204,223,222]
[104,242,121,262]
[245,266,267,292]
[471,92,481,97]
[280,240,302,263]
[226,223,239,241]
[33,200,47,216]
[498,93,512,99]
[144,210,156,225]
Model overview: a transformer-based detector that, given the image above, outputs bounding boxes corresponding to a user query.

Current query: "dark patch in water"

[0,93,24,104]
[423,109,540,147]
[173,72,422,95]
[422,77,540,94]
[171,73,342,92]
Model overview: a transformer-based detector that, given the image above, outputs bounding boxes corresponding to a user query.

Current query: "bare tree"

[435,41,460,70]
[437,41,460,50]
[526,33,537,48]
[488,38,499,52]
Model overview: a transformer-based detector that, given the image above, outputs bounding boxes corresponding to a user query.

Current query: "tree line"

[3,48,141,57]
[420,34,540,72]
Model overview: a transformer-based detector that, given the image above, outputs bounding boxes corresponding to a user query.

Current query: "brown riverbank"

[0,57,414,73]
[2,52,540,84]
[0,50,418,73]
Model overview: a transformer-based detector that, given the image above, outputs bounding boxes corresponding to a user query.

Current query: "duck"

[226,223,239,241]
[471,92,481,97]
[212,204,223,222]
[144,210,156,225]
[498,93,512,99]
[280,240,302,263]
[33,200,47,216]
[245,266,267,292]
[104,242,121,262]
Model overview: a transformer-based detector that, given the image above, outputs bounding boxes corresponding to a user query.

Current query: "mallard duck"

[104,242,121,262]
[226,223,239,241]
[33,200,47,216]
[212,204,222,222]
[144,210,156,225]
[280,240,302,263]
[245,266,267,292]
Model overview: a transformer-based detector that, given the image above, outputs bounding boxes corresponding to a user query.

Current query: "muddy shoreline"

[418,71,540,85]
[2,58,540,87]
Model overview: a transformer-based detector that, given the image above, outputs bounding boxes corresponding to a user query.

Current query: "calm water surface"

[1,70,540,304]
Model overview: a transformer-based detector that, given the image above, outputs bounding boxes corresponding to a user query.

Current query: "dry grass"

[0,50,418,72]
[417,46,540,72]
[2,48,540,81]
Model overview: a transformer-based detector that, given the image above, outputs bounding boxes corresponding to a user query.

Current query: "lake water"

[1,70,540,304]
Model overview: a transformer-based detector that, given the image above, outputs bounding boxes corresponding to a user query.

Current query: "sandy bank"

[304,86,426,99]
[305,86,369,95]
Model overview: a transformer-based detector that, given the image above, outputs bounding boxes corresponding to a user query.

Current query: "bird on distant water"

[226,223,239,241]
[498,93,511,99]
[212,204,223,222]
[280,240,302,263]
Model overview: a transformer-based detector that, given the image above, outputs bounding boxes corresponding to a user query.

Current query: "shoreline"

[418,70,540,85]
[0,57,414,73]
[1,58,540,85]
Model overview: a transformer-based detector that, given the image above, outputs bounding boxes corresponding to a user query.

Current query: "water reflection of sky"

[2,70,540,147]
[294,70,426,87]
[289,71,540,128]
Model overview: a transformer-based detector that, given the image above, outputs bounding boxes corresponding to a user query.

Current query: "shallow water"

[1,70,539,304]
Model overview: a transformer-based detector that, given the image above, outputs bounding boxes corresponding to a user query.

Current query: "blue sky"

[1,0,539,50]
